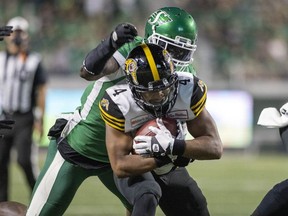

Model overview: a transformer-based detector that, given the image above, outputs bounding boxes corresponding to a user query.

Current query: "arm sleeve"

[83,37,116,75]
[113,36,144,68]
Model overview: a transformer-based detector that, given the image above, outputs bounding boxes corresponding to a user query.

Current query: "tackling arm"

[80,57,119,81]
[80,23,137,81]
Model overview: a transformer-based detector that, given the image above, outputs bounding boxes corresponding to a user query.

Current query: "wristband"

[172,139,186,156]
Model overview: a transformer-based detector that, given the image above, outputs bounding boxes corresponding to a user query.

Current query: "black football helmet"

[125,43,178,117]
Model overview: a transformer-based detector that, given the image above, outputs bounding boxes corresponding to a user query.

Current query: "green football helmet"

[145,7,197,72]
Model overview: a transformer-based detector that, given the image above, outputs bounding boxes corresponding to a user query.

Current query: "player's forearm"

[82,36,116,77]
[183,136,223,160]
[35,84,47,121]
[80,57,119,80]
[112,155,157,178]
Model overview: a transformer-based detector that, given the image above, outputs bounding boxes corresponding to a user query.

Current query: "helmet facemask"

[130,74,178,117]
[147,33,197,72]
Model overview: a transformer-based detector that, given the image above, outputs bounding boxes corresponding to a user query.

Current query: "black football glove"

[110,23,137,49]
[0,26,13,41]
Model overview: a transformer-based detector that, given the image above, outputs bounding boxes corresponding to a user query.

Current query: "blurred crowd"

[1,0,288,82]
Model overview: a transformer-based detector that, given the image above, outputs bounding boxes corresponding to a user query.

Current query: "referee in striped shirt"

[0,16,47,202]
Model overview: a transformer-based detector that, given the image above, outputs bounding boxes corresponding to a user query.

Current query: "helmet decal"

[125,58,139,85]
[145,7,197,72]
[140,44,160,81]
[147,10,172,27]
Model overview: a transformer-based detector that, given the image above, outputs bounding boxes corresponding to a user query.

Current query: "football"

[0,201,27,216]
[135,117,178,137]
[132,117,178,155]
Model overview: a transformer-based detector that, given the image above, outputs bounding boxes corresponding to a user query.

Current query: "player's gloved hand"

[0,26,13,41]
[133,118,175,157]
[134,118,187,157]
[110,23,137,49]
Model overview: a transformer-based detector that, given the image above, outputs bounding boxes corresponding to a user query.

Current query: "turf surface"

[9,150,288,216]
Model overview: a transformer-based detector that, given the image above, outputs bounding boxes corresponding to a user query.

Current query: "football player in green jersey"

[27,6,207,216]
[81,6,198,81]
[100,43,223,216]
[26,23,137,216]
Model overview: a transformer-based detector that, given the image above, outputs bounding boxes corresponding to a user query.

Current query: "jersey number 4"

[113,89,127,96]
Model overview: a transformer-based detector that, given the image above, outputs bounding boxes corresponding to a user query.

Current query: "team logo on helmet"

[147,10,172,27]
[125,58,139,85]
[162,49,174,72]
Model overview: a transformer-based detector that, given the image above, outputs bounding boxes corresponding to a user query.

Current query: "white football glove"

[133,118,175,157]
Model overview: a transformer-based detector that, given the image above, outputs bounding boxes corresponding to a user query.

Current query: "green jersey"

[62,37,143,163]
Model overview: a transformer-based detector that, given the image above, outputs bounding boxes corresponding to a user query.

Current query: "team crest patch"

[125,58,139,85]
[197,80,205,92]
[147,10,173,26]
[100,98,109,111]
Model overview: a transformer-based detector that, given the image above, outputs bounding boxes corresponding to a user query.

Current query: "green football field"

[9,150,288,216]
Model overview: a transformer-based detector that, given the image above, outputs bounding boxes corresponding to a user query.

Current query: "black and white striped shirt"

[0,51,47,114]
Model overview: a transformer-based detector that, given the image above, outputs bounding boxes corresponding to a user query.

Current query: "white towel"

[257,102,288,128]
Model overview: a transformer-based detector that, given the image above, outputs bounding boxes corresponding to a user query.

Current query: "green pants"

[26,139,132,216]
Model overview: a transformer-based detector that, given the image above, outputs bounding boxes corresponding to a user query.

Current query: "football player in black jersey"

[100,43,223,216]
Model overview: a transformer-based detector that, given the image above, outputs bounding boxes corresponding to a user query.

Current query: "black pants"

[115,166,209,216]
[153,167,209,216]
[0,111,37,201]
[251,179,288,216]
[114,172,162,216]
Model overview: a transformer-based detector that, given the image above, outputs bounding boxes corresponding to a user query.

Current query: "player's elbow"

[212,140,223,159]
[112,163,130,178]
[113,166,125,178]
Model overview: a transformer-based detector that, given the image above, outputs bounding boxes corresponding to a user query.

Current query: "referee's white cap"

[7,16,29,32]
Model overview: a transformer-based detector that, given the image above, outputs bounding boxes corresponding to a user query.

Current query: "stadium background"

[1,0,288,215]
